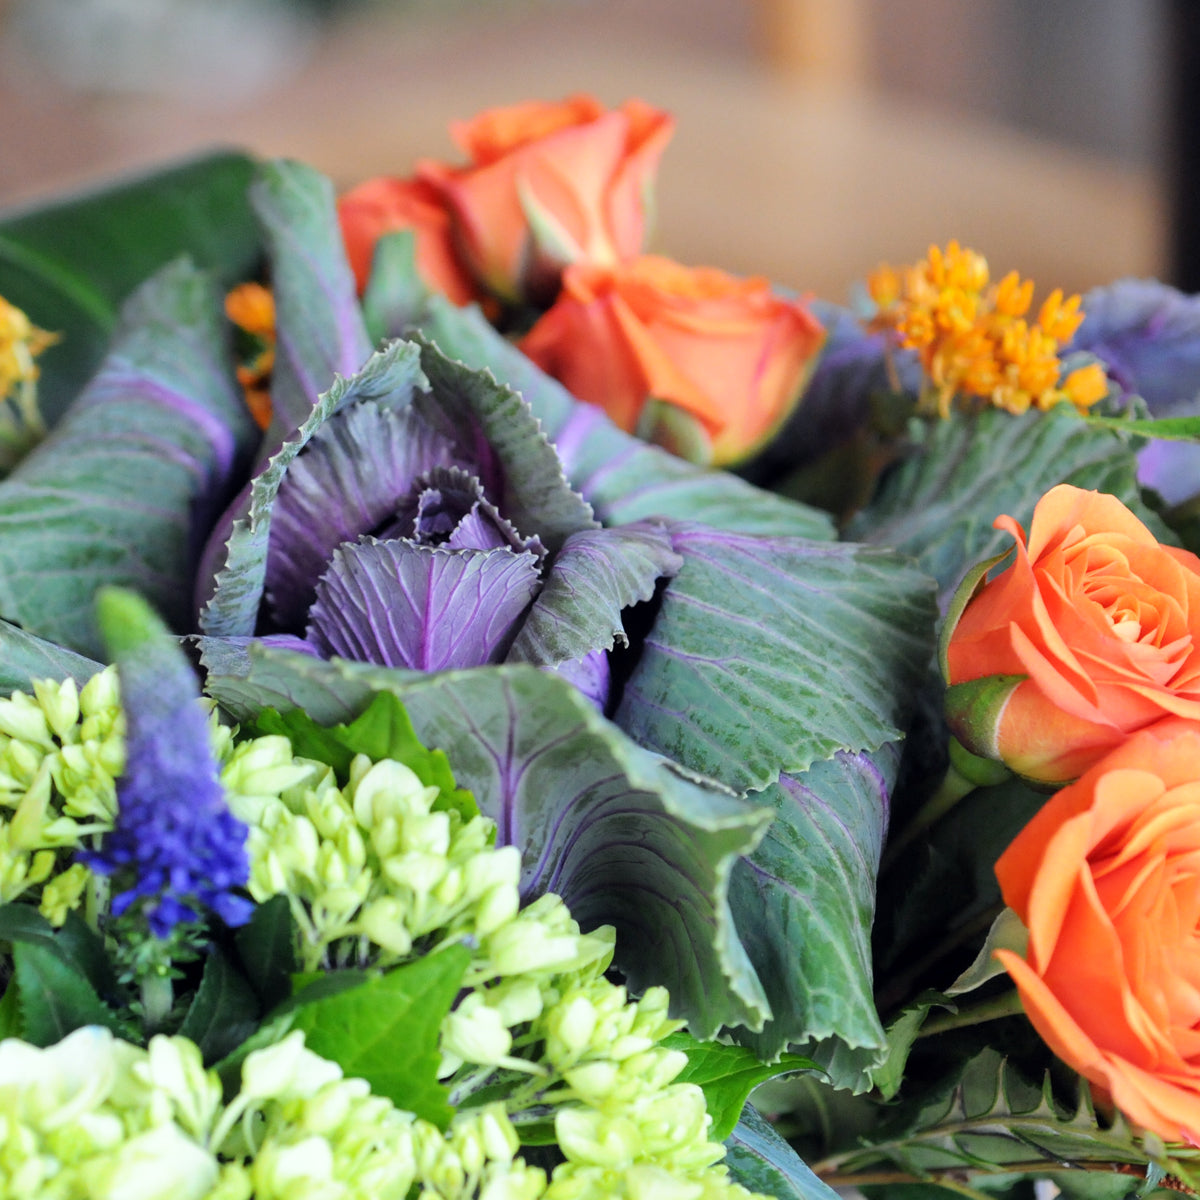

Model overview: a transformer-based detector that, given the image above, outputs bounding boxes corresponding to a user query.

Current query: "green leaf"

[945,909,1029,999]
[288,943,472,1129]
[664,1031,816,1140]
[846,406,1167,602]
[506,522,683,668]
[0,259,259,656]
[616,529,937,794]
[830,1049,1188,1183]
[361,230,426,346]
[251,692,477,820]
[0,619,103,695]
[0,151,262,427]
[249,160,373,433]
[199,642,776,1039]
[725,1103,842,1200]
[0,979,21,1039]
[1085,413,1200,442]
[871,992,957,1102]
[178,946,261,1065]
[11,940,123,1044]
[730,748,899,1068]
[234,894,301,1013]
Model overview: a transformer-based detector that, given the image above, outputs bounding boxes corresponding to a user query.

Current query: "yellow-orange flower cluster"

[868,241,1108,418]
[0,295,56,405]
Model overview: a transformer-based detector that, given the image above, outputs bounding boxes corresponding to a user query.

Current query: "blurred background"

[0,0,1177,303]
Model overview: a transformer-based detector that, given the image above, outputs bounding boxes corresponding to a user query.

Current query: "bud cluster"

[0,667,124,923]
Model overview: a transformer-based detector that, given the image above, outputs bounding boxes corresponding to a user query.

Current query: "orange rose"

[994,720,1200,1145]
[942,484,1200,783]
[336,176,480,304]
[416,94,673,304]
[518,256,825,467]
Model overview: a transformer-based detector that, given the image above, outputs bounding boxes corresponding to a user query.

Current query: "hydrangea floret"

[867,239,1109,417]
[0,667,122,925]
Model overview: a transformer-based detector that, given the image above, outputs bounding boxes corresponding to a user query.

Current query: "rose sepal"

[937,547,1015,681]
[942,672,1026,765]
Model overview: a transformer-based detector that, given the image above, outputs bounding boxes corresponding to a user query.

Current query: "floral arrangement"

[1,93,1200,1199]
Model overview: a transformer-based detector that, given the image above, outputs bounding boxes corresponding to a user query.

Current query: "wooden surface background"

[0,0,1165,304]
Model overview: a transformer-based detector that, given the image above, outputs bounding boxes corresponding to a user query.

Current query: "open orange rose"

[336,176,480,305]
[994,719,1200,1144]
[416,95,673,305]
[942,484,1200,783]
[518,256,825,467]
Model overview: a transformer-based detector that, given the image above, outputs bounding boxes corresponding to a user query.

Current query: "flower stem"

[915,988,1024,1038]
[880,740,1010,875]
[140,971,174,1034]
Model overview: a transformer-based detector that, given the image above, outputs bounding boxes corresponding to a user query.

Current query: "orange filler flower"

[224,282,276,431]
[867,241,1108,418]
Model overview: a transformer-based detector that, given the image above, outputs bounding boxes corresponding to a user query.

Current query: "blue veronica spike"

[80,588,252,938]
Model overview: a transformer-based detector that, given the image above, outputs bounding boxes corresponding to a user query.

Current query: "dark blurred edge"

[1169,0,1200,292]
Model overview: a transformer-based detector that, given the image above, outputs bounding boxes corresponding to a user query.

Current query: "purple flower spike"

[81,588,252,938]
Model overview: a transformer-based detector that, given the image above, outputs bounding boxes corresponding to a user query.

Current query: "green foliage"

[249,690,477,819]
[0,152,261,427]
[664,1031,817,1140]
[177,946,261,1065]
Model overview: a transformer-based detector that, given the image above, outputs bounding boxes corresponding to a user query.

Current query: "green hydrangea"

[221,730,766,1200]
[0,1023,765,1200]
[0,687,769,1200]
[0,668,123,924]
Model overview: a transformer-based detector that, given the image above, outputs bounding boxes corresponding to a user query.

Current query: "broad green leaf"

[289,944,471,1129]
[234,894,301,1013]
[616,528,937,793]
[730,748,898,1067]
[178,946,261,1065]
[403,294,835,540]
[725,1103,842,1200]
[250,692,477,819]
[0,904,120,1004]
[0,151,261,427]
[506,521,682,667]
[199,641,776,1038]
[250,160,372,433]
[846,406,1165,602]
[663,1031,816,1140]
[198,338,426,637]
[0,618,102,695]
[11,940,122,1044]
[1085,414,1200,441]
[0,259,259,656]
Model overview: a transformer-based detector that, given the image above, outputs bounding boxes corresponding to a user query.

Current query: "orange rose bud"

[994,719,1200,1145]
[942,484,1200,784]
[416,95,674,305]
[519,256,825,467]
[336,175,480,305]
